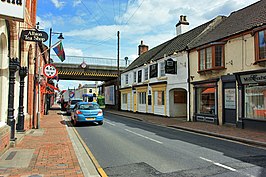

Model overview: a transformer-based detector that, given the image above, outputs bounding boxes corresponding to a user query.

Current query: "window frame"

[255,28,266,62]
[198,45,225,72]
[125,74,128,85]
[144,67,148,81]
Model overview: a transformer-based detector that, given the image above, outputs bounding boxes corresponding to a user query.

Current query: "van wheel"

[98,121,103,125]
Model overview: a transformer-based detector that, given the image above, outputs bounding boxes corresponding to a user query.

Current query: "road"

[73,112,266,177]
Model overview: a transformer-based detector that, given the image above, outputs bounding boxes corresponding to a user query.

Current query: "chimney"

[176,15,189,36]
[138,40,149,55]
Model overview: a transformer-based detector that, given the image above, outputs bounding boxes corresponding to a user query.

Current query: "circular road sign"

[43,64,58,78]
[69,91,75,98]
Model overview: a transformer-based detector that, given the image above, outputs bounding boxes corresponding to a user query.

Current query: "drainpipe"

[187,48,191,122]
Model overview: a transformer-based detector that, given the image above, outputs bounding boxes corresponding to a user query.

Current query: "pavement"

[0,105,266,177]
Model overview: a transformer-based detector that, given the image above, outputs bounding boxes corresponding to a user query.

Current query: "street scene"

[1,0,266,176]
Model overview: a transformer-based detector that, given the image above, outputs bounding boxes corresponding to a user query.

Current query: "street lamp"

[48,28,64,64]
[46,28,64,115]
[124,57,129,67]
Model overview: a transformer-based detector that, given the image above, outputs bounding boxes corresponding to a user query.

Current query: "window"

[196,87,216,115]
[255,29,266,61]
[149,64,158,78]
[144,68,148,80]
[160,62,165,77]
[153,91,164,105]
[133,72,137,82]
[125,74,128,85]
[138,92,146,104]
[122,93,127,104]
[244,85,266,120]
[138,70,142,83]
[198,45,224,71]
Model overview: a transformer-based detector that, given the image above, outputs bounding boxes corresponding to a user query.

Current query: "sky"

[37,0,259,90]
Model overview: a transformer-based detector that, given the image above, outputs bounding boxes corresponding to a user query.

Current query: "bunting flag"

[53,41,65,62]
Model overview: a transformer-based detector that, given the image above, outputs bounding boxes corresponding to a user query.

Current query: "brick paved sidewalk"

[0,110,84,177]
[105,109,266,147]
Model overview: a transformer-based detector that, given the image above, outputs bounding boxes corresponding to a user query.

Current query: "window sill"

[143,80,150,84]
[157,76,167,80]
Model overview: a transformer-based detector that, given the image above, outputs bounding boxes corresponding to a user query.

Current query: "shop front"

[192,78,219,124]
[235,69,266,131]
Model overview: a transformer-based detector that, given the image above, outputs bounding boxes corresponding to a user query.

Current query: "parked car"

[66,99,83,115]
[71,102,104,126]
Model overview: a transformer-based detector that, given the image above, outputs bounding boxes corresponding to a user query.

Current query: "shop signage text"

[21,30,48,42]
[240,73,266,85]
[0,0,25,21]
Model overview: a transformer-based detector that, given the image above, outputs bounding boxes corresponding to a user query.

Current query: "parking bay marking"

[125,129,163,144]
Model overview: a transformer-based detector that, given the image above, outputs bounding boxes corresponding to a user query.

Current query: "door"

[223,81,236,124]
[133,92,137,112]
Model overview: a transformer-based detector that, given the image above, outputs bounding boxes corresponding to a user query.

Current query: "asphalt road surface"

[74,112,266,177]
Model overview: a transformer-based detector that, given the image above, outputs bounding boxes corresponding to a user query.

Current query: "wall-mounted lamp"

[149,60,154,64]
[226,60,233,65]
[180,62,186,67]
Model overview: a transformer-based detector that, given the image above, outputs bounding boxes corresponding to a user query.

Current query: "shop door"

[223,82,236,124]
[133,92,137,112]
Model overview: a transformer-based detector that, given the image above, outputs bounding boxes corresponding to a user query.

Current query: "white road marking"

[124,129,163,144]
[200,157,237,171]
[105,121,116,126]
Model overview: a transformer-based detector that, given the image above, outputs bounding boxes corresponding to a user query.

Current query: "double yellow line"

[70,121,108,177]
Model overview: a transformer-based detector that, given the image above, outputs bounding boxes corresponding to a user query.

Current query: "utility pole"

[117,31,120,110]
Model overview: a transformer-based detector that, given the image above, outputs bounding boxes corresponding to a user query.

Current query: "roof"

[188,0,266,49]
[124,16,224,72]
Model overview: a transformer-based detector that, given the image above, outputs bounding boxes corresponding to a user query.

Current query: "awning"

[202,88,215,94]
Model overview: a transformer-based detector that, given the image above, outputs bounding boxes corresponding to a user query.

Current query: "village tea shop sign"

[0,0,25,22]
[21,30,48,43]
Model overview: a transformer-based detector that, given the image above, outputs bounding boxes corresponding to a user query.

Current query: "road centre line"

[200,157,237,172]
[124,129,163,144]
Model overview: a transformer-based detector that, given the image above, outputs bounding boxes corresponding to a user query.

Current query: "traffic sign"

[69,91,75,98]
[43,64,58,78]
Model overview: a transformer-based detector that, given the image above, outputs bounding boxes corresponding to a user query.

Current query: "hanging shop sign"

[43,64,58,78]
[21,30,48,42]
[165,58,177,74]
[0,0,25,22]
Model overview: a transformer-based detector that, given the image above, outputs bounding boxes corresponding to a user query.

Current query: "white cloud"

[51,0,65,8]
[36,16,52,29]
[65,47,84,56]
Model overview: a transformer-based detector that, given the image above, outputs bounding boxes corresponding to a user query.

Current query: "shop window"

[255,29,266,61]
[244,85,266,120]
[122,93,127,104]
[198,45,224,71]
[138,92,146,104]
[153,91,164,105]
[197,87,216,114]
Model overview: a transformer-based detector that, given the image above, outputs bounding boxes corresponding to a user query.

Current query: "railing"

[51,54,130,67]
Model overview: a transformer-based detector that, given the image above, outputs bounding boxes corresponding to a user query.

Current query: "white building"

[120,15,223,120]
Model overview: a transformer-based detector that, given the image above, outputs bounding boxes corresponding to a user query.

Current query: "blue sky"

[37,0,259,90]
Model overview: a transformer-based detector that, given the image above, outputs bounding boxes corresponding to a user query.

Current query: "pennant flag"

[53,41,65,62]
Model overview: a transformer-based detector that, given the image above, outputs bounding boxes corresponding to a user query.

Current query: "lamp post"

[7,58,20,140]
[16,66,28,132]
[124,57,128,67]
[46,28,64,115]
[48,28,64,64]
